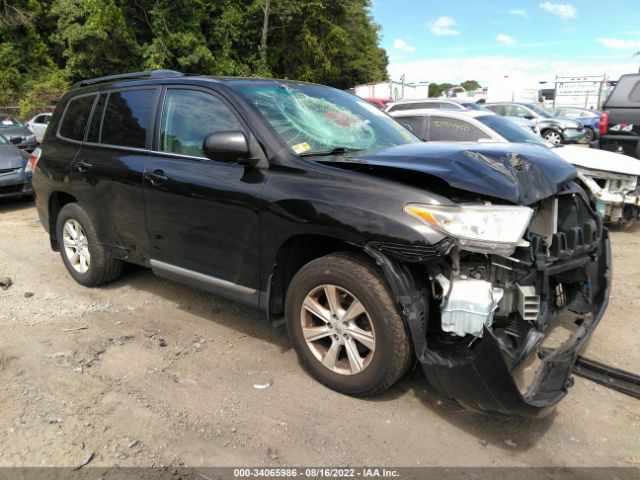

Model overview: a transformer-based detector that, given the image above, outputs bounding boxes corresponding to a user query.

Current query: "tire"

[542,129,564,145]
[55,203,123,287]
[285,252,412,396]
[583,127,595,143]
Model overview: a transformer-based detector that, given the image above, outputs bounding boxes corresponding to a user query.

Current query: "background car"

[599,73,640,159]
[385,98,490,113]
[25,112,53,143]
[484,102,585,145]
[389,108,640,224]
[0,113,38,151]
[0,134,33,199]
[363,98,392,110]
[547,106,601,142]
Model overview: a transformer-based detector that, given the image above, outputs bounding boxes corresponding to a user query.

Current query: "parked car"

[389,108,640,224]
[363,98,391,110]
[0,134,34,199]
[385,98,489,113]
[599,73,640,159]
[484,102,586,145]
[0,113,38,151]
[26,112,53,143]
[547,106,600,142]
[32,70,610,417]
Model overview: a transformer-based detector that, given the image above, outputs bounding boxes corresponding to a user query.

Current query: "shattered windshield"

[232,83,418,156]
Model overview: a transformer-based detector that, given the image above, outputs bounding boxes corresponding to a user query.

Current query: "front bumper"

[420,230,611,417]
[563,128,587,144]
[0,170,33,198]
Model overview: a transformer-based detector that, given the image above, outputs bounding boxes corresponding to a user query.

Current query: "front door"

[143,87,264,304]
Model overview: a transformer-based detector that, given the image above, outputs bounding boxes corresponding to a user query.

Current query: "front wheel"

[285,253,412,396]
[543,129,564,145]
[583,127,595,143]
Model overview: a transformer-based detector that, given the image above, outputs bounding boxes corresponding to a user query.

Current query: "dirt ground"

[0,197,639,468]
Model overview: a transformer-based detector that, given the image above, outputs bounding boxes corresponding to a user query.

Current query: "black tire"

[583,127,595,143]
[285,252,412,396]
[542,129,564,145]
[55,203,123,287]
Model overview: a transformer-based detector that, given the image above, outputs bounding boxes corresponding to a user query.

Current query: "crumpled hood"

[554,145,640,176]
[321,142,576,205]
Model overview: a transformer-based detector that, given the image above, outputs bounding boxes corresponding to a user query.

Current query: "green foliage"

[461,80,481,91]
[429,83,455,98]
[1,0,388,118]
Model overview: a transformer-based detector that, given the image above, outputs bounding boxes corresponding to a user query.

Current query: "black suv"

[32,70,611,417]
[599,73,640,159]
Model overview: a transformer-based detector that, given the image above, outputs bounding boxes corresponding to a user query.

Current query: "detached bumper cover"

[420,230,611,417]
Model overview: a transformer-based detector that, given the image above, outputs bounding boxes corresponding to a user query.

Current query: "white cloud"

[508,9,528,16]
[428,16,460,36]
[393,39,416,53]
[388,56,637,85]
[539,2,577,19]
[496,34,515,45]
[598,38,640,49]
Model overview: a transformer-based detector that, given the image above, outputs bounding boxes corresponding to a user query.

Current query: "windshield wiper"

[299,147,362,157]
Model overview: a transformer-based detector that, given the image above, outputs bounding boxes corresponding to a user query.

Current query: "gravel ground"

[0,197,638,468]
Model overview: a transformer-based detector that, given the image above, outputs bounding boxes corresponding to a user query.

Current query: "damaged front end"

[576,167,640,224]
[368,183,611,417]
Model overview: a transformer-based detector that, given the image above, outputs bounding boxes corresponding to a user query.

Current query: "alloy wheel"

[544,131,562,145]
[62,219,91,274]
[300,284,376,375]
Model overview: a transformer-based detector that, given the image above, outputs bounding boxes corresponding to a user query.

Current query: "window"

[428,117,491,142]
[160,89,245,157]
[101,89,155,148]
[397,116,425,138]
[485,105,504,115]
[503,105,531,118]
[59,95,96,141]
[87,94,107,144]
[34,114,50,124]
[440,102,462,110]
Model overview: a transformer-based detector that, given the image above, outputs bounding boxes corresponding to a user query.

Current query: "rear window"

[59,95,97,141]
[100,89,156,149]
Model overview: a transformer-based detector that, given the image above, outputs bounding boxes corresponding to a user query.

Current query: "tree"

[461,80,481,91]
[51,0,141,82]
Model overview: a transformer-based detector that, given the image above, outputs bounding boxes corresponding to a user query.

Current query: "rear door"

[143,86,264,304]
[69,87,159,263]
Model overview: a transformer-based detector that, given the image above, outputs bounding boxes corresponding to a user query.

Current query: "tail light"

[25,148,41,174]
[599,111,609,135]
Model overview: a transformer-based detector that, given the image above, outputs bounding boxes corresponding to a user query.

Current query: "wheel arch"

[48,191,78,251]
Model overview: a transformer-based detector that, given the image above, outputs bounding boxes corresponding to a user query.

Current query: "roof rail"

[71,70,184,89]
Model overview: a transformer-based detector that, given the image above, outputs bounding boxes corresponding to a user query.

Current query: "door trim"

[150,259,259,306]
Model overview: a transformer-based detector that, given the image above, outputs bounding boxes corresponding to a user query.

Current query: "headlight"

[404,203,534,254]
[26,134,36,142]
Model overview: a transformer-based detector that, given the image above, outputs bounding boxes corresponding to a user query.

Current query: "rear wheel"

[55,203,123,287]
[285,253,412,396]
[543,129,563,145]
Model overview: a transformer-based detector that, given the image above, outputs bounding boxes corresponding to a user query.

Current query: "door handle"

[77,160,92,172]
[145,169,168,186]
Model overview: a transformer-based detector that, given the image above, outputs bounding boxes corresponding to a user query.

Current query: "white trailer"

[552,75,610,110]
[354,81,430,100]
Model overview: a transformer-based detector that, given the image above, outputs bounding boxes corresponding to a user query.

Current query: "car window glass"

[0,134,6,145]
[101,89,155,148]
[397,116,424,138]
[44,114,51,124]
[429,116,491,142]
[160,89,245,158]
[34,115,45,124]
[440,102,460,110]
[486,105,503,115]
[87,94,107,143]
[59,95,97,141]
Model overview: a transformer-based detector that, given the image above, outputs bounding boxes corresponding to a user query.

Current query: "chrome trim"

[150,259,257,295]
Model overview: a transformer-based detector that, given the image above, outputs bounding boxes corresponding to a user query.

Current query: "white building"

[354,80,430,100]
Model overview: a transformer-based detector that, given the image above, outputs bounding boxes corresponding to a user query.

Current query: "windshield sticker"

[433,120,470,133]
[292,142,312,154]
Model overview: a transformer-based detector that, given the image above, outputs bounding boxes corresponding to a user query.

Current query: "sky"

[369,0,640,85]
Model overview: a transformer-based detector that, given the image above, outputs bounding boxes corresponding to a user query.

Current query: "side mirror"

[524,115,535,120]
[202,131,252,165]
[9,136,21,145]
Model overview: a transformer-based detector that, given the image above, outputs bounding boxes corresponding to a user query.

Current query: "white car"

[390,109,640,224]
[25,112,52,143]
